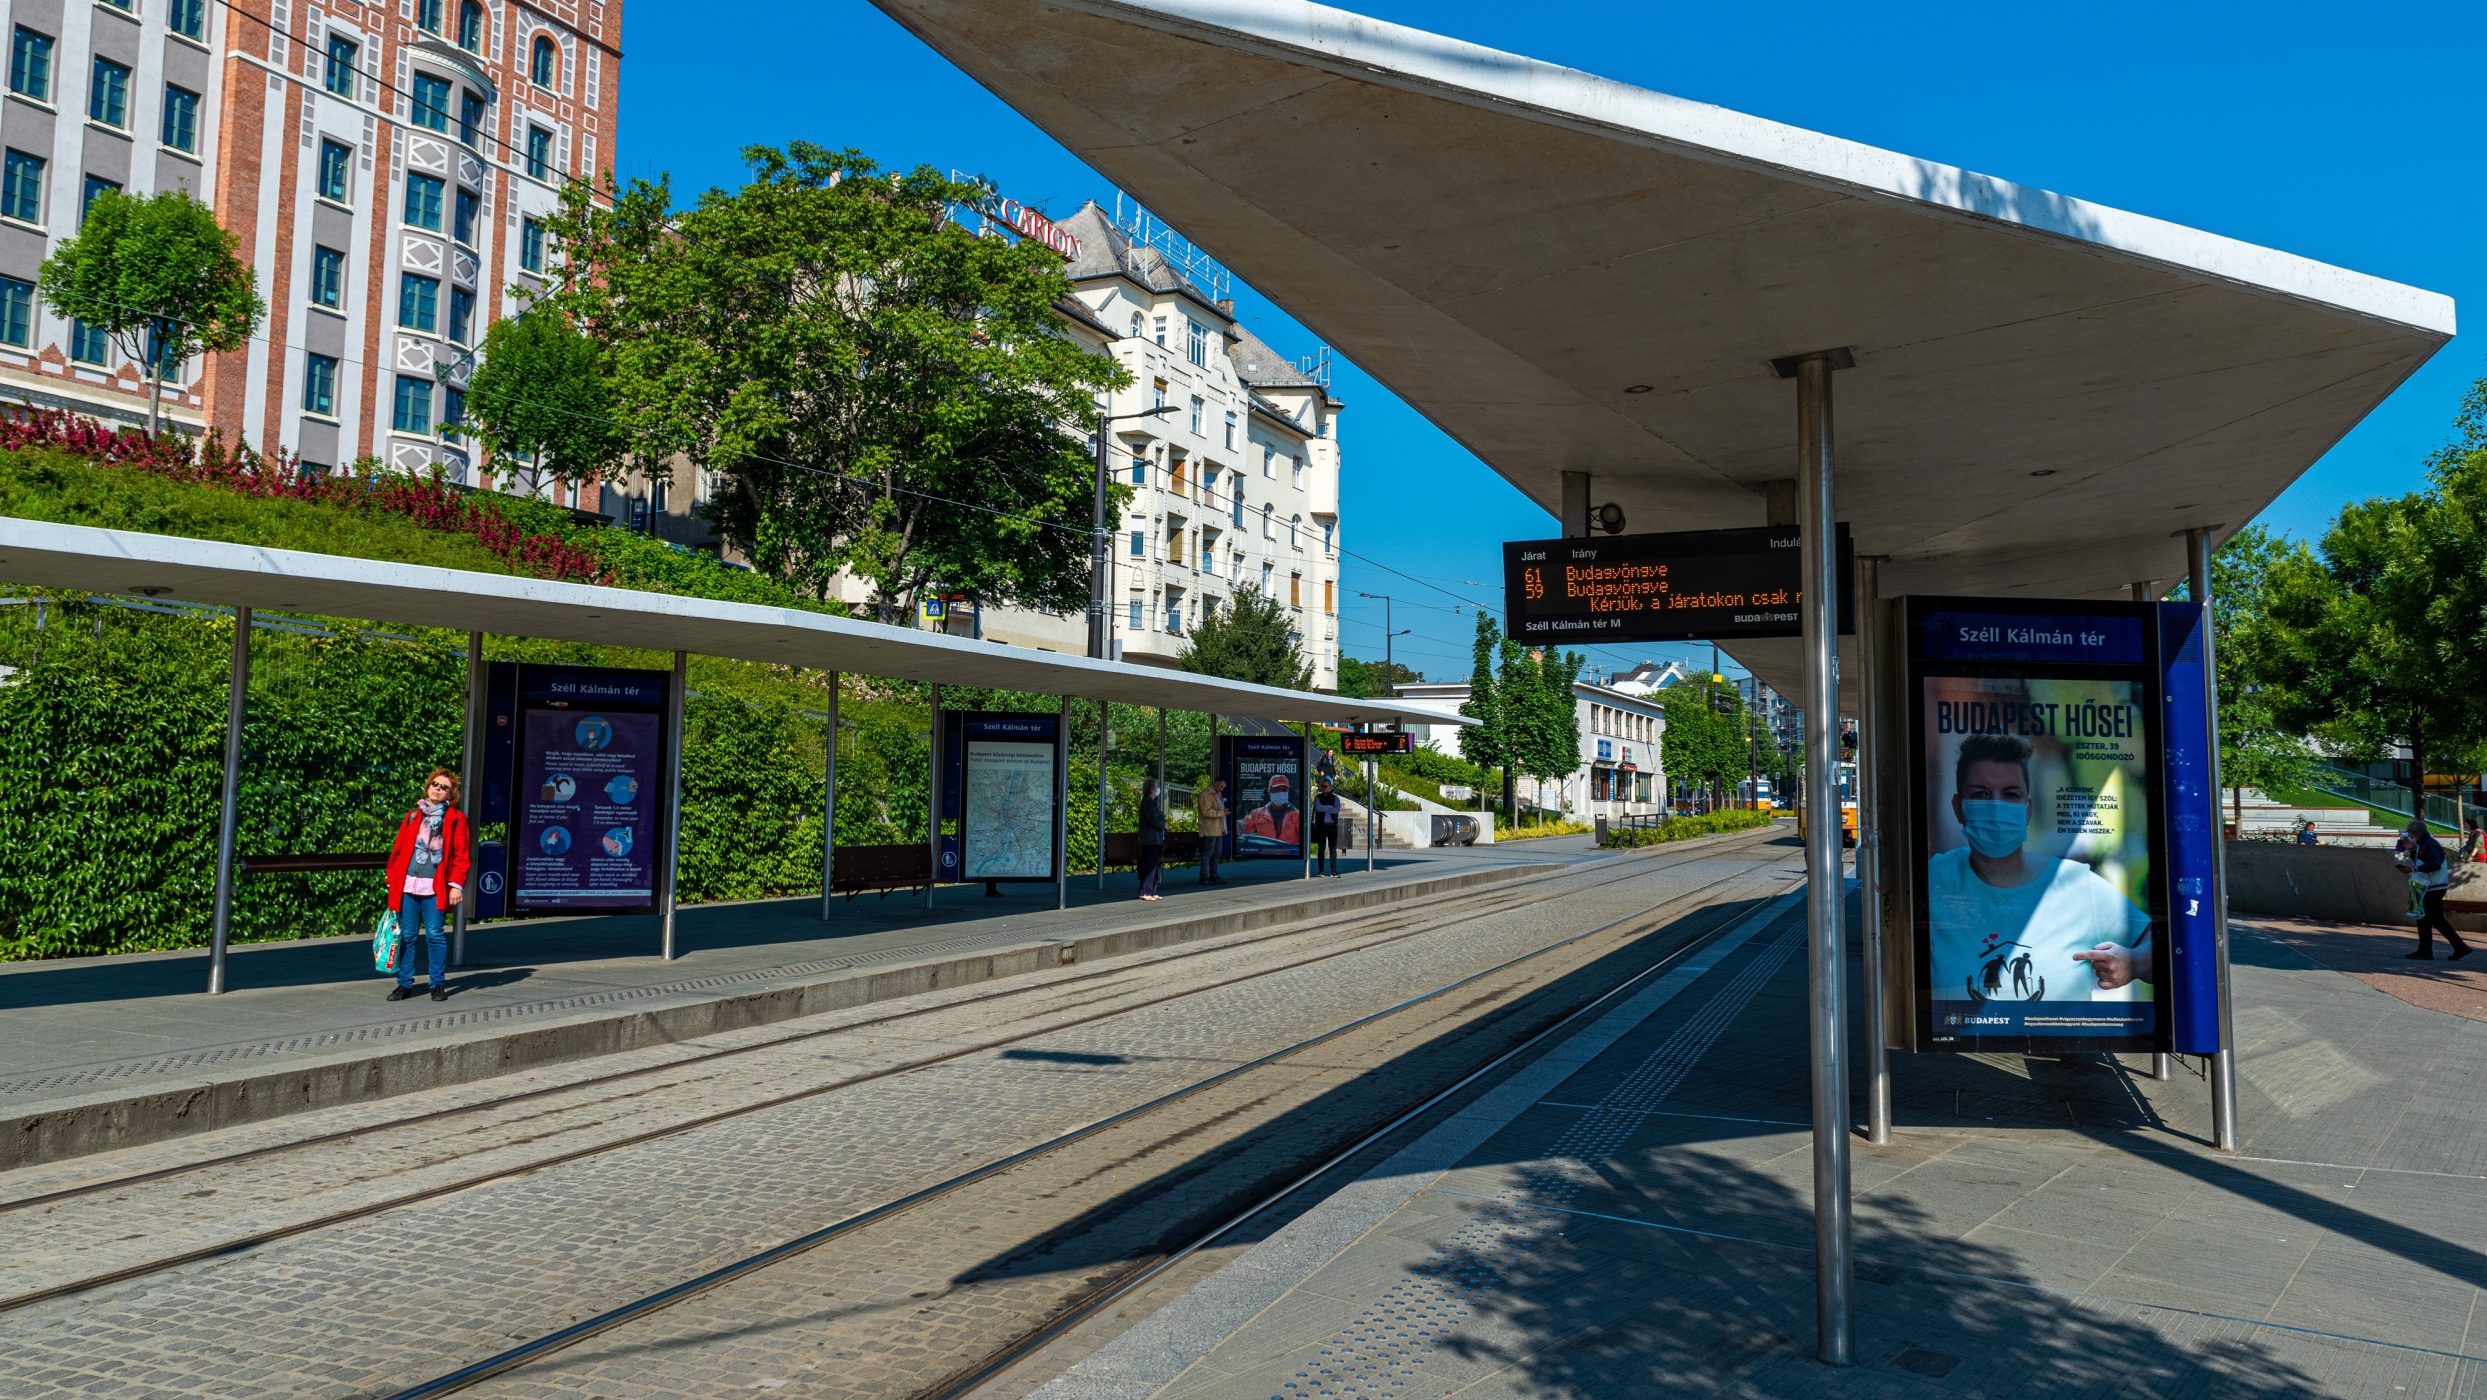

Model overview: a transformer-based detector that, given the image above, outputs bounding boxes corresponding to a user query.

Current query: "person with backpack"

[2401,819,2470,961]
[383,767,476,1000]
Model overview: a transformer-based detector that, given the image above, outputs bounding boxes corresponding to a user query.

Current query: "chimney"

[1217,298,1235,318]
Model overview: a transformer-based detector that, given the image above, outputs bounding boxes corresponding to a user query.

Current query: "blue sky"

[616,1,2480,684]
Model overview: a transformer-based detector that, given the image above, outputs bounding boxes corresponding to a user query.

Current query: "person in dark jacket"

[383,767,476,1001]
[1135,778,1167,901]
[2404,819,2471,961]
[1312,778,1343,877]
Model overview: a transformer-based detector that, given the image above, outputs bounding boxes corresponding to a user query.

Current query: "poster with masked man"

[1223,736,1306,859]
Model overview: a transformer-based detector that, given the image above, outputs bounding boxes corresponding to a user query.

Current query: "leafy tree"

[2170,525,2314,815]
[1456,612,1511,818]
[461,309,624,498]
[37,188,264,434]
[539,143,1126,617]
[1336,655,1422,699]
[1497,638,1540,819]
[1176,584,1313,690]
[1659,676,1748,810]
[1505,646,1583,818]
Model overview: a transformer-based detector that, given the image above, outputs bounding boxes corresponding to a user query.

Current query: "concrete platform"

[0,842,1591,1170]
[1033,897,2487,1399]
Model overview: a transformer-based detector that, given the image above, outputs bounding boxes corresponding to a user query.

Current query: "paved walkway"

[0,839,1596,1162]
[1035,900,2487,1399]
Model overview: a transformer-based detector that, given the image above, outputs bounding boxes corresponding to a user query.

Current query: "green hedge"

[1600,809,1777,848]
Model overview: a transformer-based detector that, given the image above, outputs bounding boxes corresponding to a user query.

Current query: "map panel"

[964,740,1056,879]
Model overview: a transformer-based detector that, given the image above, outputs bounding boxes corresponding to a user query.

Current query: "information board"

[1221,736,1306,859]
[1503,525,1854,644]
[1339,732,1414,756]
[510,664,670,912]
[938,712,1062,884]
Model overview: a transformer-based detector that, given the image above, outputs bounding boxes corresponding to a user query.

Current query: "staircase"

[1338,798,1420,849]
[2228,789,2399,847]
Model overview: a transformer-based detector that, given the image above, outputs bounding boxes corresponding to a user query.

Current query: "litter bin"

[1594,815,1609,846]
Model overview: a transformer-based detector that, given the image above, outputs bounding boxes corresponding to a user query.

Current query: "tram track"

[0,833,1785,1319]
[381,860,1805,1399]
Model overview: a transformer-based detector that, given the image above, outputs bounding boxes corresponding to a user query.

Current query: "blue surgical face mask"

[1959,799,2028,859]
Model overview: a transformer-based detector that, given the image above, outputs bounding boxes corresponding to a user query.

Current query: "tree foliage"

[37,188,264,433]
[539,143,1127,617]
[1176,583,1313,690]
[462,309,625,496]
[1457,611,1507,774]
[1335,655,1422,699]
[1660,676,1752,805]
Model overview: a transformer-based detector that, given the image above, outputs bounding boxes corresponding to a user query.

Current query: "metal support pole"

[1857,558,1889,1146]
[1097,699,1111,891]
[926,684,943,911]
[205,606,252,995]
[1365,759,1377,872]
[1089,408,1112,659]
[1057,694,1073,911]
[1796,352,1852,1366]
[659,650,688,961]
[453,629,483,968]
[2129,581,2173,1083]
[820,671,840,922]
[2188,530,2240,1150]
[1301,722,1314,880]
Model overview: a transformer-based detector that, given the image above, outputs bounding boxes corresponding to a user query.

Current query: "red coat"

[384,805,475,900]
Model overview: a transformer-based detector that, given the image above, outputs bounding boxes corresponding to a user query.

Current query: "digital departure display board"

[1503,525,1854,644]
[1339,732,1415,756]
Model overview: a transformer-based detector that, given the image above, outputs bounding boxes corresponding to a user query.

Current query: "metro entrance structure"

[866,0,2457,1366]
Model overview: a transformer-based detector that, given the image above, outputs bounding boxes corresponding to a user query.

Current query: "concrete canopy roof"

[869,0,2454,701]
[0,521,1466,729]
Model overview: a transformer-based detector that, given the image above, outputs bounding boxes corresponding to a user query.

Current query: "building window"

[1128,452,1145,485]
[1186,317,1207,367]
[1290,513,1302,549]
[518,216,544,272]
[1223,410,1237,451]
[168,0,206,39]
[452,186,478,245]
[1260,503,1272,538]
[1323,520,1334,552]
[89,56,130,127]
[410,73,450,132]
[524,125,551,181]
[1187,395,1203,436]
[448,286,474,345]
[317,138,352,202]
[530,34,556,87]
[402,172,444,231]
[1167,599,1182,635]
[397,272,439,332]
[10,27,53,101]
[1127,310,1141,338]
[1127,600,1142,631]
[1151,315,1165,347]
[1324,579,1335,614]
[81,174,120,223]
[324,34,358,99]
[0,275,32,347]
[1260,561,1273,592]
[1291,454,1304,486]
[416,0,443,34]
[393,375,433,434]
[1261,443,1274,478]
[441,386,465,435]
[1290,573,1302,608]
[457,90,484,146]
[1128,530,1144,558]
[161,84,199,152]
[70,319,108,364]
[1149,377,1166,411]
[457,1,482,52]
[302,352,338,416]
[1230,483,1242,526]
[309,245,344,308]
[1,148,44,223]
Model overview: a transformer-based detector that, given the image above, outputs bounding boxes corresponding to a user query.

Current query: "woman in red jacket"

[383,767,475,1002]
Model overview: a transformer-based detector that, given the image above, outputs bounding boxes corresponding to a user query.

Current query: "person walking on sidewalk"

[2402,819,2470,961]
[1196,777,1230,885]
[384,767,475,1000]
[1135,778,1167,901]
[1312,778,1343,876]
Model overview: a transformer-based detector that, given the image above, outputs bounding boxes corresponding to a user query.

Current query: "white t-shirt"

[1926,846,2152,1003]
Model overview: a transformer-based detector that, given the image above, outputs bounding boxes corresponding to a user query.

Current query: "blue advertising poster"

[1907,598,2171,1053]
[1221,736,1306,859]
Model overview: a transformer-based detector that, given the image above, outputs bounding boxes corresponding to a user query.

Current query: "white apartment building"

[1391,679,1670,820]
[974,200,1341,690]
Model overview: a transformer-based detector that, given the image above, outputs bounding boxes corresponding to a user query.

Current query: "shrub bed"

[1601,809,1777,848]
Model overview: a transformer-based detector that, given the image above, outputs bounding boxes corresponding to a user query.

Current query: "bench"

[829,843,934,899]
[240,851,390,875]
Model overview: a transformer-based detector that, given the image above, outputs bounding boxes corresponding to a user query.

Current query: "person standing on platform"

[1312,778,1343,876]
[384,768,474,1001]
[1197,777,1230,885]
[2403,819,2470,960]
[1135,778,1167,901]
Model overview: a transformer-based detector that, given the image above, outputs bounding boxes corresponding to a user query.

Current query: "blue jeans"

[1200,839,1222,883]
[396,891,446,988]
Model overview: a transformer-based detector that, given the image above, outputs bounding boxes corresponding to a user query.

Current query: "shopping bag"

[373,909,402,973]
[2407,878,2429,923]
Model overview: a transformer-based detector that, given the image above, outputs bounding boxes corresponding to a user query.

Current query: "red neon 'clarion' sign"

[990,198,1082,260]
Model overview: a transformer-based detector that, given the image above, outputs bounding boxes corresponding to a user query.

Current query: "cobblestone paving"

[0,842,1794,1398]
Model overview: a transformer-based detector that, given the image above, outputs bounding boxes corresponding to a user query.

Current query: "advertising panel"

[939,713,1062,884]
[1503,525,1854,645]
[1904,599,2170,1053]
[1223,736,1306,859]
[513,707,663,909]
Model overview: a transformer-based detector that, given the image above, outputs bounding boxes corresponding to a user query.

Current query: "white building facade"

[1391,679,1669,820]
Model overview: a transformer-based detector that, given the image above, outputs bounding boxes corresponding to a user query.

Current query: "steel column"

[2187,530,2240,1151]
[1856,557,1889,1147]
[1365,759,1377,872]
[926,684,943,911]
[1300,722,1314,880]
[1097,699,1111,890]
[1057,695,1073,911]
[453,629,483,968]
[205,606,252,996]
[820,671,840,922]
[659,650,688,961]
[1796,352,1853,1365]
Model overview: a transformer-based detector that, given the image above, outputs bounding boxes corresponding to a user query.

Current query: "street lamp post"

[1354,590,1411,825]
[1090,403,1178,660]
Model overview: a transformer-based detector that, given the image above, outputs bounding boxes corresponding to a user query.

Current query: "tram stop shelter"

[864,0,2457,1366]
[0,517,1469,992]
